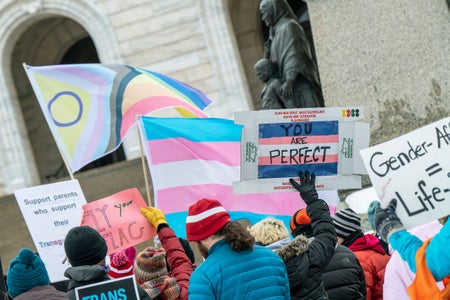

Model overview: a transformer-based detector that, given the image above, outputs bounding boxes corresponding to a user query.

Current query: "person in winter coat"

[275,171,338,299]
[382,220,443,300]
[6,248,68,299]
[139,207,195,300]
[290,208,366,300]
[63,226,151,300]
[373,200,450,299]
[332,208,390,300]
[185,198,290,299]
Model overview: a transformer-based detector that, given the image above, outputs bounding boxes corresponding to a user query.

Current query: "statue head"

[254,58,274,83]
[260,0,295,27]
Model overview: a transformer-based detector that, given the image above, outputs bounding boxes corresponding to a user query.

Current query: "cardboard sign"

[81,188,155,255]
[234,107,370,193]
[14,180,87,282]
[75,275,139,300]
[360,117,450,229]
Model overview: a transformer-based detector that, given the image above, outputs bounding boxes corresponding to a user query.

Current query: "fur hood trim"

[275,235,309,262]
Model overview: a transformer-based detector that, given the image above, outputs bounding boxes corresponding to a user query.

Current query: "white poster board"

[234,107,370,193]
[14,180,87,282]
[360,117,450,229]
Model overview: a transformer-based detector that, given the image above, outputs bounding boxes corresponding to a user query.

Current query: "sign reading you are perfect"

[360,117,450,229]
[234,107,370,194]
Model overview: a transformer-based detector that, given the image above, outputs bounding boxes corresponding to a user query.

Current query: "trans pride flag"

[24,64,212,173]
[138,116,338,237]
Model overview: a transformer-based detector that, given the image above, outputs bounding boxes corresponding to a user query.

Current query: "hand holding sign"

[140,207,168,232]
[372,199,405,243]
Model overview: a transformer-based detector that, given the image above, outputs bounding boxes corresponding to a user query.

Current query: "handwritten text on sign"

[360,117,450,229]
[81,188,155,255]
[258,120,339,178]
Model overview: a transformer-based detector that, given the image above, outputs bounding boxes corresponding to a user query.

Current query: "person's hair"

[215,221,255,252]
[248,217,289,246]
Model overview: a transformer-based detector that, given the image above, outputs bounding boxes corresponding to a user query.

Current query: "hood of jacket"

[275,234,309,262]
[64,265,110,291]
[349,233,386,255]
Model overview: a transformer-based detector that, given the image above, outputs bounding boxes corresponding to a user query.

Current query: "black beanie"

[64,226,108,266]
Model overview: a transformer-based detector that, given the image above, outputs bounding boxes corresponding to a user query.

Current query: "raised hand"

[289,171,318,205]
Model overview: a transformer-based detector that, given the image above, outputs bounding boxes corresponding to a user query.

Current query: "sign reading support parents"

[14,180,87,282]
[360,117,450,229]
[234,107,370,193]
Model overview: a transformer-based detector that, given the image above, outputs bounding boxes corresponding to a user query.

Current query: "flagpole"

[22,63,75,181]
[136,116,153,207]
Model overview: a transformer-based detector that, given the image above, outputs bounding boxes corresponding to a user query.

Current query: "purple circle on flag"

[47,91,83,127]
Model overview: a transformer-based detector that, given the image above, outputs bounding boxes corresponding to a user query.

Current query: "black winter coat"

[276,199,337,299]
[323,244,366,300]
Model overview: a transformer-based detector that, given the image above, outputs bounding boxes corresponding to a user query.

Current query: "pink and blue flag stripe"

[139,116,338,237]
[258,120,339,178]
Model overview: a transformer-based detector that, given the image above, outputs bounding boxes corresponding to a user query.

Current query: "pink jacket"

[383,220,443,300]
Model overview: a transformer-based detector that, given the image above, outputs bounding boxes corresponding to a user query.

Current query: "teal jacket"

[389,220,450,281]
[188,239,290,299]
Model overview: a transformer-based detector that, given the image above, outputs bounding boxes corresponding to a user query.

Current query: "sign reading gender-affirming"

[360,117,450,229]
[81,188,155,255]
[234,107,370,193]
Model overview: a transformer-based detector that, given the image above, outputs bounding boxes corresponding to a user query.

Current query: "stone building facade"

[0,0,449,273]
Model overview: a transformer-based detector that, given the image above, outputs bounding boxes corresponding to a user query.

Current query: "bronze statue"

[254,58,284,109]
[258,0,324,109]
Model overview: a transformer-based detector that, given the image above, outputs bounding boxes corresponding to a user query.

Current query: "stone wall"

[307,0,450,145]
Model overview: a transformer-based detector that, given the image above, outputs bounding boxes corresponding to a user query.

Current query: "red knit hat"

[186,198,231,241]
[290,208,311,233]
[108,251,134,279]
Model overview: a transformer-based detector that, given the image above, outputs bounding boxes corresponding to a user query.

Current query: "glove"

[289,171,318,205]
[140,207,168,231]
[373,199,404,243]
[367,200,379,231]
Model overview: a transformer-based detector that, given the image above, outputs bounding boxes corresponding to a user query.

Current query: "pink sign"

[81,188,156,255]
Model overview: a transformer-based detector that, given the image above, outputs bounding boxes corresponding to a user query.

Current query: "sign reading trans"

[75,276,138,300]
[234,107,369,193]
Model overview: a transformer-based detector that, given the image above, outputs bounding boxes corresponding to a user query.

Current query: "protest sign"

[234,107,369,193]
[75,275,138,300]
[81,188,155,255]
[360,117,450,229]
[14,180,87,282]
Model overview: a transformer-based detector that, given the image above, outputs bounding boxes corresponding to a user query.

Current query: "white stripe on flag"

[149,160,240,190]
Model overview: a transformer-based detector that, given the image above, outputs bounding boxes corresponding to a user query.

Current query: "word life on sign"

[360,117,450,229]
[75,275,138,300]
[81,188,155,255]
[234,107,370,194]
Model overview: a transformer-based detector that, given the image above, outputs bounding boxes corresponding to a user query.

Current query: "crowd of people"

[3,171,449,299]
